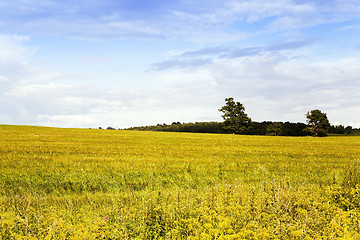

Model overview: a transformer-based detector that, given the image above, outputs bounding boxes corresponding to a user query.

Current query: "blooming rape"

[0,125,360,239]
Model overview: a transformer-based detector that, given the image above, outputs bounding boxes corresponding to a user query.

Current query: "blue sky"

[1,0,360,128]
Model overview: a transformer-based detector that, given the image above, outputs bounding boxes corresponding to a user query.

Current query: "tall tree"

[305,109,330,137]
[219,97,252,134]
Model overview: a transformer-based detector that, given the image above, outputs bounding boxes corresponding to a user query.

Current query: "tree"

[219,97,252,134]
[334,125,345,134]
[266,122,283,136]
[305,109,330,137]
[345,126,353,134]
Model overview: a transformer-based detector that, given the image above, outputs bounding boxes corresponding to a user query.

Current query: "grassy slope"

[1,125,360,239]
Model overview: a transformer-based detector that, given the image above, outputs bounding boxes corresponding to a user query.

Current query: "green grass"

[1,125,360,239]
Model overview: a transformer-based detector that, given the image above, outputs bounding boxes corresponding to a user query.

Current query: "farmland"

[1,125,360,239]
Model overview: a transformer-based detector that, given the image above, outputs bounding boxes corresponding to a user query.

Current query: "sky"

[0,0,360,129]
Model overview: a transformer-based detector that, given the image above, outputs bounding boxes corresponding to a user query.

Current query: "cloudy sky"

[1,0,359,128]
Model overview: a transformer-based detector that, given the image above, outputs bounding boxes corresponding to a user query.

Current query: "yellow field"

[1,125,360,239]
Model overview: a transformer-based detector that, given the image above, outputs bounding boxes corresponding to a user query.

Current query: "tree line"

[123,97,357,137]
[218,97,355,136]
[125,121,308,136]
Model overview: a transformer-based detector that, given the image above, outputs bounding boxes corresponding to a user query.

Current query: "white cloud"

[80,56,116,63]
[159,51,360,126]
[1,2,360,129]
[228,0,314,22]
[0,37,221,128]
[3,0,359,42]
[152,39,314,70]
[37,114,110,128]
[5,83,69,97]
[0,75,9,83]
[0,34,35,61]
[348,122,360,129]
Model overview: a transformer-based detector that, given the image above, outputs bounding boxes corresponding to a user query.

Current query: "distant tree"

[345,126,352,134]
[282,122,307,136]
[305,109,330,137]
[219,97,252,134]
[266,122,283,136]
[334,125,345,134]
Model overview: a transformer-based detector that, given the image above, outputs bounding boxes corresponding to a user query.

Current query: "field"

[1,125,360,239]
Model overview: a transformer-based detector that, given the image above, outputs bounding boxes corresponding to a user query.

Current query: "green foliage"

[305,109,331,137]
[1,125,360,239]
[126,121,308,136]
[345,126,353,134]
[266,122,283,136]
[126,121,226,134]
[330,125,346,134]
[218,97,252,134]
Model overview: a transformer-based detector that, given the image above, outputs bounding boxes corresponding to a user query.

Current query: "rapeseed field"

[1,125,360,239]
